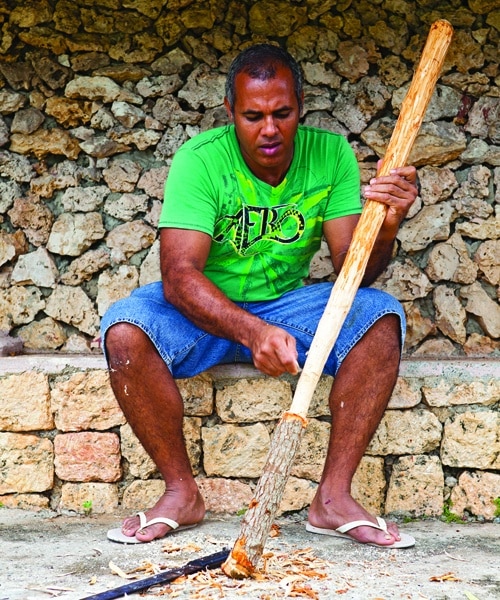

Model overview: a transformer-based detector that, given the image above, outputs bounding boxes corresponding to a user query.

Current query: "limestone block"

[178,373,214,416]
[388,377,421,409]
[137,166,169,200]
[196,477,253,515]
[403,301,436,350]
[177,64,226,110]
[373,259,433,301]
[422,378,499,407]
[10,129,81,160]
[441,411,500,469]
[47,212,106,257]
[7,196,53,247]
[45,97,92,128]
[0,433,54,494]
[51,370,125,431]
[279,476,317,515]
[59,248,111,286]
[11,247,59,288]
[433,285,467,344]
[104,193,148,221]
[54,432,121,482]
[96,265,139,316]
[397,203,454,252]
[0,493,49,511]
[215,378,292,422]
[183,417,202,476]
[202,423,269,478]
[60,185,109,213]
[460,281,500,339]
[59,482,119,514]
[0,372,53,431]
[122,479,165,510]
[386,455,444,517]
[464,334,500,356]
[455,207,499,241]
[65,76,123,103]
[291,419,329,482]
[367,409,442,456]
[413,338,458,357]
[45,285,100,337]
[474,239,500,286]
[111,129,163,152]
[0,230,17,266]
[308,376,333,417]
[351,456,386,516]
[17,317,68,350]
[120,423,157,480]
[102,158,142,193]
[0,285,45,330]
[450,471,500,520]
[418,165,458,205]
[426,233,478,284]
[139,240,161,286]
[105,220,156,263]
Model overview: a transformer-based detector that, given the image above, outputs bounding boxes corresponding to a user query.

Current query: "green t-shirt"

[159,124,362,302]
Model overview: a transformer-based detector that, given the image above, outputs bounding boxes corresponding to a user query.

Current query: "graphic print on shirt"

[213,204,305,254]
[210,169,328,299]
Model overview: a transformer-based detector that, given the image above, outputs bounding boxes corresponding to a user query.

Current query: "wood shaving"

[444,550,466,561]
[429,571,461,582]
[108,561,138,580]
[162,541,203,554]
[146,547,334,598]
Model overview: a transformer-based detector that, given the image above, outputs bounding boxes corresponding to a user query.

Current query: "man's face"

[224,65,302,187]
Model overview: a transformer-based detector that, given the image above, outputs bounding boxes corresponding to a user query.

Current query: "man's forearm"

[360,234,397,286]
[163,270,264,348]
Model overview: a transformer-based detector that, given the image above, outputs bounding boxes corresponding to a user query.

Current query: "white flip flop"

[306,516,415,549]
[107,511,198,544]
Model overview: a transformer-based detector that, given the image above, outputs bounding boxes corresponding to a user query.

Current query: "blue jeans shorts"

[100,281,405,379]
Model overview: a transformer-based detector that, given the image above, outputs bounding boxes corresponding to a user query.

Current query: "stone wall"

[0,2,498,521]
[0,356,499,520]
[0,0,498,357]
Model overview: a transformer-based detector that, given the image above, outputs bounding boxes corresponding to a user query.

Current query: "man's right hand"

[249,323,300,377]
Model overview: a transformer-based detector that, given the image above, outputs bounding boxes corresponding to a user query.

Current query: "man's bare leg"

[105,323,206,542]
[308,314,402,546]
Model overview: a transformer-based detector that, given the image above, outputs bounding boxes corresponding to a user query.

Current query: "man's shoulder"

[179,125,234,153]
[297,124,347,143]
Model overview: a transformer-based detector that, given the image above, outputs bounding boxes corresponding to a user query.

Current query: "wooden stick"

[221,19,454,579]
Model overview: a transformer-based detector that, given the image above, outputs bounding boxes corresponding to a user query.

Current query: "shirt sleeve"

[159,147,218,235]
[323,137,362,221]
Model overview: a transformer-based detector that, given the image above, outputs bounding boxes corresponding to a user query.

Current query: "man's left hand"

[363,165,418,232]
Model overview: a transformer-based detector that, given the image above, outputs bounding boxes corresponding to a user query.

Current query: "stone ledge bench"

[0,355,499,521]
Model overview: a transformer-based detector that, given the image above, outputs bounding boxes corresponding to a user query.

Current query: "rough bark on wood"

[221,412,306,578]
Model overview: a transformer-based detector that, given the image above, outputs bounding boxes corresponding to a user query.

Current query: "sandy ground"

[0,509,498,600]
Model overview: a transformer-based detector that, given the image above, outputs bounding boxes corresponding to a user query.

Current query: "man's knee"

[104,322,145,359]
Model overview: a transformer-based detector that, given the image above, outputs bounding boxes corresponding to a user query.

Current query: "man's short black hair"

[225,43,304,113]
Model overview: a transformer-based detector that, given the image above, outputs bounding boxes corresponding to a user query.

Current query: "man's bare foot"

[121,487,206,543]
[308,490,401,547]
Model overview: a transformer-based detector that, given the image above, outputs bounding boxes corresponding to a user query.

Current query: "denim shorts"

[100,281,405,379]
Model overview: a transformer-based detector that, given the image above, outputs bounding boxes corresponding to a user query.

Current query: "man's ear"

[224,97,233,121]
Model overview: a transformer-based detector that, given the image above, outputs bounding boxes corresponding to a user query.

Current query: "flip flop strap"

[337,517,388,534]
[137,511,179,530]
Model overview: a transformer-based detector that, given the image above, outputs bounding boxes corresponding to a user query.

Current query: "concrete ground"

[0,509,498,600]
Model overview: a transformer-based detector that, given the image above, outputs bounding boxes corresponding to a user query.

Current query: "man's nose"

[261,116,278,136]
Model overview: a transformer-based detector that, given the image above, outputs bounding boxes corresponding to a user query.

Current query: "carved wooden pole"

[221,19,454,579]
